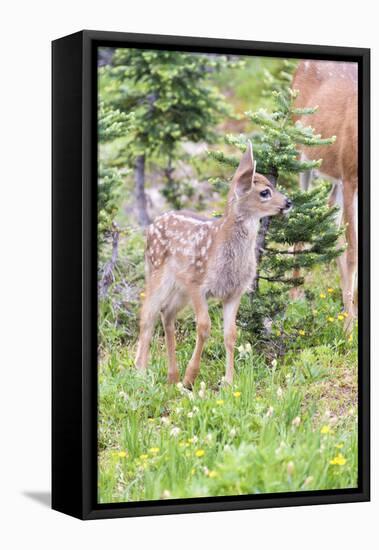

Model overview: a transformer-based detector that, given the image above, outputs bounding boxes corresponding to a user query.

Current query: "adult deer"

[135,143,292,387]
[292,60,358,331]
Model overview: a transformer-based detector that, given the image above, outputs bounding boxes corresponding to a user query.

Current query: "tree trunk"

[135,154,151,227]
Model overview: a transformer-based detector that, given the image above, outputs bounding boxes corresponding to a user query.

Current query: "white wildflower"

[170,426,181,437]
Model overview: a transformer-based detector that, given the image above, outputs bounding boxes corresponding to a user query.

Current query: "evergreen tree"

[212,60,344,334]
[98,102,132,296]
[102,49,236,224]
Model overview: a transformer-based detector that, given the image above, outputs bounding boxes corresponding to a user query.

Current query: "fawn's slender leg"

[341,181,358,332]
[135,278,162,373]
[161,311,179,383]
[223,295,241,384]
[183,292,210,388]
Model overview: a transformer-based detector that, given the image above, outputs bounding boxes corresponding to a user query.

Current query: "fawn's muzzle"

[282,198,293,213]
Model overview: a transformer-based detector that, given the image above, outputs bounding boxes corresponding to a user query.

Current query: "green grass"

[98,267,358,503]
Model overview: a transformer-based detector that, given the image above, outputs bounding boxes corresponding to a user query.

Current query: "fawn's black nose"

[285,198,293,209]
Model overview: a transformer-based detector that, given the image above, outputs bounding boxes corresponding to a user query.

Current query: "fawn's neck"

[207,211,261,299]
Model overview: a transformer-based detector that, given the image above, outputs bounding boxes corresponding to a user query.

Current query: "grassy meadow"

[98,261,358,503]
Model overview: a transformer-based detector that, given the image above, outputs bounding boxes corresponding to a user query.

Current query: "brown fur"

[135,143,292,386]
[292,61,358,330]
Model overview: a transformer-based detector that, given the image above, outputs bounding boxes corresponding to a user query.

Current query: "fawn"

[291,60,358,331]
[135,143,292,387]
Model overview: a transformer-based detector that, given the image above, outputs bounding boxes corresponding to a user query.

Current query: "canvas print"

[97,47,358,504]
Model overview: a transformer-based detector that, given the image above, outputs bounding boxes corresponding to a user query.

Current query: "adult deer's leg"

[183,292,210,388]
[341,181,358,331]
[223,295,241,384]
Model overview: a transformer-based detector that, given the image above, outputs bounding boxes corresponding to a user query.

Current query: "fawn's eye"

[260,189,271,199]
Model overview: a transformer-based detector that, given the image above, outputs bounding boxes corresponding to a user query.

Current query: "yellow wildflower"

[319,293,326,299]
[207,470,218,478]
[139,453,149,460]
[195,449,205,458]
[330,453,347,466]
[343,311,348,318]
[338,314,344,321]
[327,316,334,323]
[216,399,224,406]
[233,391,241,398]
[149,447,160,454]
[348,334,353,342]
[327,288,334,293]
[298,329,306,336]
[140,291,145,298]
[320,425,331,434]
[117,451,128,458]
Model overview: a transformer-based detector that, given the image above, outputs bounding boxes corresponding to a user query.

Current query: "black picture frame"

[52,29,370,520]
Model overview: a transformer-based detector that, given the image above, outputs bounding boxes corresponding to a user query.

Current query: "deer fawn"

[135,143,292,387]
[292,60,358,331]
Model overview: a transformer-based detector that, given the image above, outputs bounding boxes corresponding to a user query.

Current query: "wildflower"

[287,461,295,475]
[266,406,274,417]
[327,288,334,293]
[298,329,306,336]
[229,428,237,438]
[335,443,344,449]
[338,314,344,321]
[330,453,347,466]
[140,454,149,460]
[233,391,241,398]
[207,470,218,478]
[304,476,314,487]
[271,358,278,369]
[187,412,194,418]
[348,334,353,342]
[276,387,283,398]
[292,416,301,427]
[170,426,181,437]
[320,425,331,434]
[161,489,171,499]
[140,291,146,298]
[319,293,326,299]
[327,316,334,323]
[149,447,160,454]
[195,449,205,458]
[117,451,128,458]
[188,436,198,444]
[216,399,224,406]
[237,343,252,358]
[343,311,348,318]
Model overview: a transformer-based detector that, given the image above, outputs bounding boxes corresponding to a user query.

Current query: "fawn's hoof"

[167,372,180,384]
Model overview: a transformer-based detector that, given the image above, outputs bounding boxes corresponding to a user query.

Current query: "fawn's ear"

[232,141,256,198]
